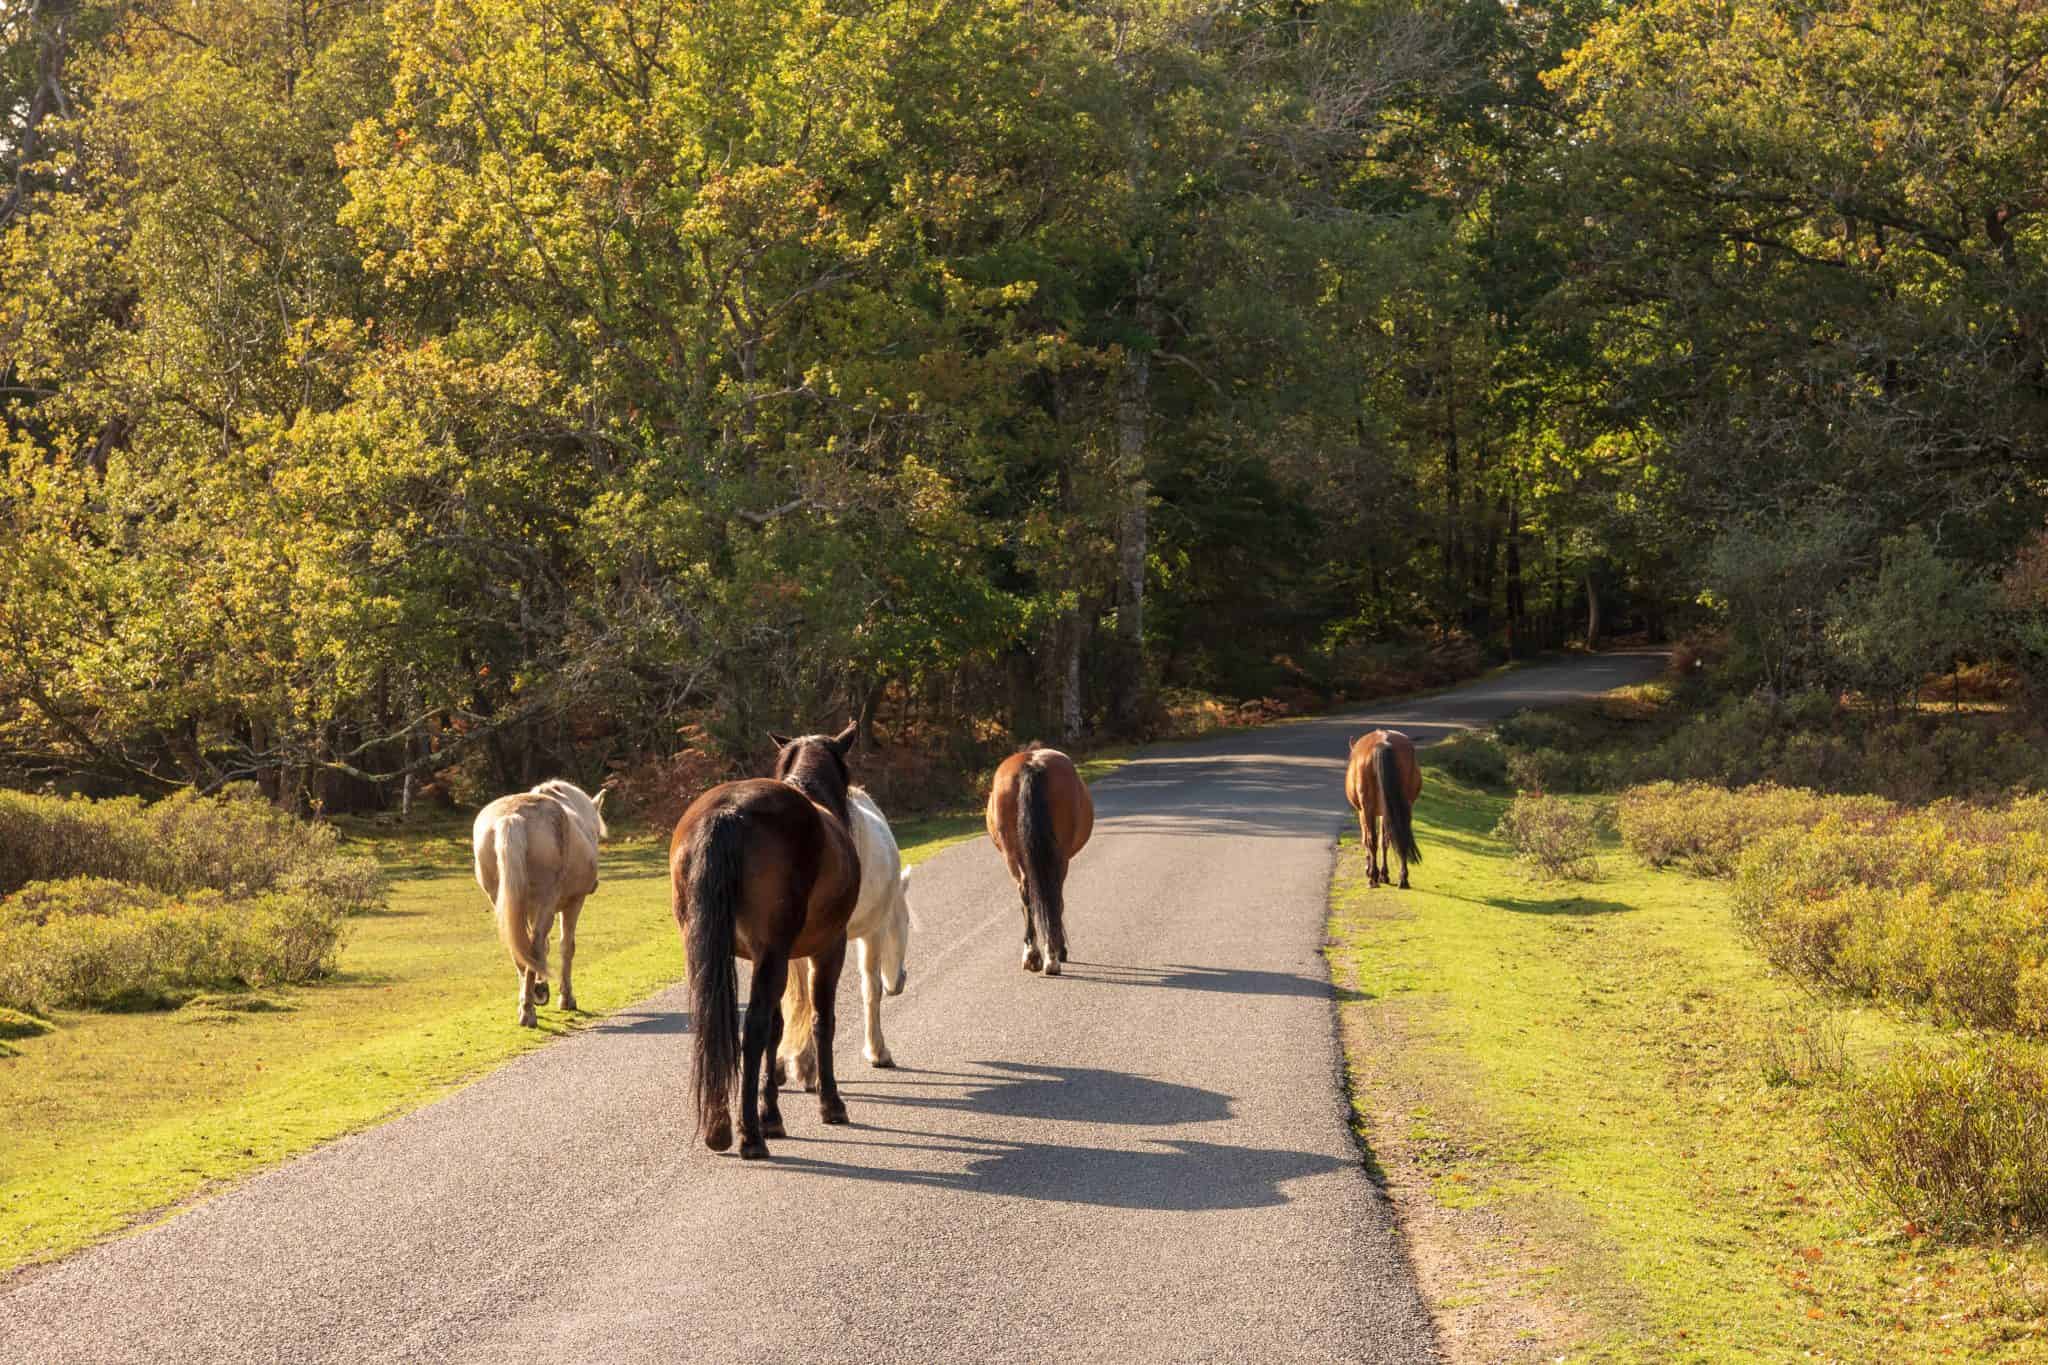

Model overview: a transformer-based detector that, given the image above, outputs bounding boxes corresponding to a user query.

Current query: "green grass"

[1328,767,2048,1361]
[0,815,986,1276]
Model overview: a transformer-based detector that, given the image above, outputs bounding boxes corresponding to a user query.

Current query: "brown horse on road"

[986,744,1094,976]
[1346,729,1422,889]
[670,724,861,1161]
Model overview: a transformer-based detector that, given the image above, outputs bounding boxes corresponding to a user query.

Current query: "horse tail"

[493,817,547,980]
[1375,743,1422,867]
[685,810,745,1149]
[1017,761,1065,958]
[776,960,816,1080]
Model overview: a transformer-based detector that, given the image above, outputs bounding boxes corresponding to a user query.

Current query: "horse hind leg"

[810,937,851,1126]
[529,903,558,1007]
[857,936,892,1068]
[558,896,583,1013]
[517,967,538,1028]
[760,966,789,1140]
[739,952,790,1159]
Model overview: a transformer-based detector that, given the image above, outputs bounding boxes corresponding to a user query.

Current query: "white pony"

[778,785,913,1082]
[472,779,608,1027]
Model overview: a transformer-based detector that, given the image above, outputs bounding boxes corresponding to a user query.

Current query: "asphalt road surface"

[0,651,1665,1365]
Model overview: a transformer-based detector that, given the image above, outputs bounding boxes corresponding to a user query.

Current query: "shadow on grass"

[1483,894,1633,917]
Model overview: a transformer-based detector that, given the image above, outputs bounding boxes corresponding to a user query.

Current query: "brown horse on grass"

[670,724,861,1160]
[986,744,1094,976]
[1345,729,1422,889]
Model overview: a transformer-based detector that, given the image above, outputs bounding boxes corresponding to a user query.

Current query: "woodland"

[4,0,2045,809]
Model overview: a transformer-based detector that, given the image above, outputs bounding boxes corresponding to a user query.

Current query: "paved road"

[0,651,1664,1365]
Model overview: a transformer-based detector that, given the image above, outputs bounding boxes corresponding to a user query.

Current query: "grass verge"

[0,815,983,1276]
[1329,767,2048,1362]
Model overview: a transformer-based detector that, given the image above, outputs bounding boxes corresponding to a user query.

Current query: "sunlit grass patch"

[1329,767,2048,1361]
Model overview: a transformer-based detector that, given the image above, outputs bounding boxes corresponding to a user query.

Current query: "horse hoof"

[1042,958,1062,978]
[1023,947,1043,973]
[868,1054,896,1069]
[739,1138,771,1161]
[705,1118,733,1152]
[532,982,549,1005]
[559,995,578,1013]
[518,1011,537,1028]
[1057,947,1068,963]
[761,1114,786,1139]
[820,1100,849,1126]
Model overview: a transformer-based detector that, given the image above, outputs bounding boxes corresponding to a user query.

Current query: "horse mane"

[774,736,852,824]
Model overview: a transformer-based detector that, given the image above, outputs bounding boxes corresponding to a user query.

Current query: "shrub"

[0,880,348,1014]
[0,786,381,912]
[1618,782,1886,877]
[0,787,378,1015]
[1494,793,1600,880]
[1833,1038,2048,1234]
[1721,796,2048,1035]
[1430,731,1508,788]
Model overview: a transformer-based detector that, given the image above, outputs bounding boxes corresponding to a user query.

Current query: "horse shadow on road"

[1062,960,1368,1003]
[845,1059,1232,1126]
[755,1060,1357,1210]
[768,1125,1352,1212]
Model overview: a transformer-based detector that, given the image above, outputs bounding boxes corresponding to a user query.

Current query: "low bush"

[1833,1038,2048,1234]
[1430,731,1509,788]
[1712,795,2048,1035]
[1617,782,1889,878]
[0,786,382,912]
[0,877,348,1014]
[0,787,379,1015]
[1493,793,1600,880]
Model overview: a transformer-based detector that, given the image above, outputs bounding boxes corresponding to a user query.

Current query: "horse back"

[669,778,860,962]
[1346,730,1421,811]
[987,746,1092,862]
[475,792,591,906]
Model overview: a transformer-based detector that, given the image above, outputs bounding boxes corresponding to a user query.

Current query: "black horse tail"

[1376,743,1422,867]
[1017,761,1065,961]
[685,809,744,1150]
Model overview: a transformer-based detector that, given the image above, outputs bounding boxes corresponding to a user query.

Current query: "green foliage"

[1703,794,2048,1038]
[0,787,380,1013]
[1493,792,1600,880]
[0,881,347,1014]
[1618,782,1885,878]
[1834,1038,2048,1235]
[0,787,382,911]
[1429,731,1508,789]
[1824,531,1994,711]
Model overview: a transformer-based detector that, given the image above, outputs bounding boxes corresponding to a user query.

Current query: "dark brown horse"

[670,724,861,1161]
[986,744,1094,976]
[1345,729,1422,889]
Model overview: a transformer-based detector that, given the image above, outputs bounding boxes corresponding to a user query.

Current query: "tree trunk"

[1109,292,1154,735]
[1442,359,1462,610]
[1584,572,1602,646]
[1059,609,1089,744]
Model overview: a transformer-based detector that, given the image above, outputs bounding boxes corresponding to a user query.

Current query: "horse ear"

[767,730,792,749]
[831,720,858,754]
[593,789,607,811]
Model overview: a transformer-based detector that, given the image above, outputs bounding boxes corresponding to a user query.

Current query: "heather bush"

[0,787,379,1014]
[1493,793,1600,880]
[1430,731,1508,788]
[0,880,348,1014]
[1723,799,2048,1035]
[1833,1038,2048,1234]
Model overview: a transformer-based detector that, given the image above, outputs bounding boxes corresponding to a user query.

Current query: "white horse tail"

[777,962,818,1082]
[494,818,547,981]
